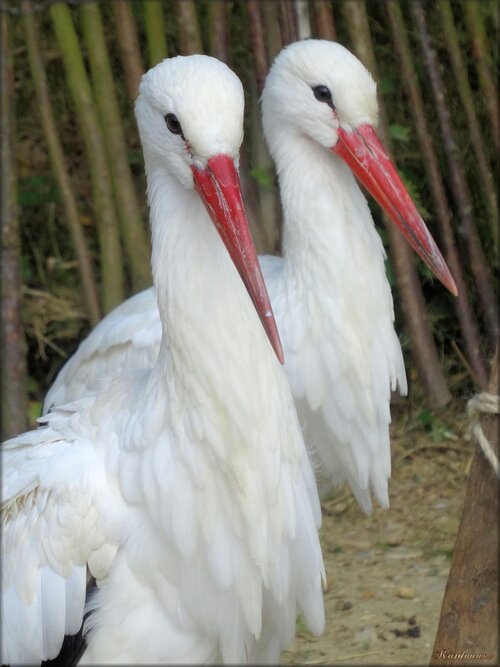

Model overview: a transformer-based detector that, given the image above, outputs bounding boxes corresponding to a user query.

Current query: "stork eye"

[312,85,335,109]
[165,113,184,136]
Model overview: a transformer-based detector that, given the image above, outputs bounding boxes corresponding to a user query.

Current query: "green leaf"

[418,409,458,441]
[389,124,411,143]
[250,167,273,190]
[18,175,60,206]
[27,375,39,393]
[28,401,42,424]
[418,409,434,428]
[21,256,33,282]
[399,170,432,220]
[380,77,395,94]
[128,149,144,165]
[384,255,396,288]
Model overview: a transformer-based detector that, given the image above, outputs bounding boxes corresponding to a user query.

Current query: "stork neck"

[272,130,377,290]
[148,165,228,358]
[144,161,272,403]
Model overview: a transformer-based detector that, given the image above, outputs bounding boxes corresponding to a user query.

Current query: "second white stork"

[43,41,456,513]
[1,55,324,665]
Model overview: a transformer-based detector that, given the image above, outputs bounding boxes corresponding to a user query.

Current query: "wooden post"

[431,349,499,666]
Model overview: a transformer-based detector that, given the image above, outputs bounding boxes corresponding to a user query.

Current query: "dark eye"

[165,113,184,136]
[312,85,335,109]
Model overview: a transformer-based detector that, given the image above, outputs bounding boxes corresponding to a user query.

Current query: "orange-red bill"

[332,124,458,296]
[191,154,284,364]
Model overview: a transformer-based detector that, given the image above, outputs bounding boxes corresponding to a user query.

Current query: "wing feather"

[64,566,87,636]
[40,566,66,658]
[1,414,120,664]
[261,248,406,512]
[43,287,160,412]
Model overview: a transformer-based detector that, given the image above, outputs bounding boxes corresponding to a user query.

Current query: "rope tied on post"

[467,392,500,477]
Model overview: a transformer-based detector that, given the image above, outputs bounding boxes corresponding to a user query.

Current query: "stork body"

[1,56,324,665]
[44,41,455,514]
[258,142,406,511]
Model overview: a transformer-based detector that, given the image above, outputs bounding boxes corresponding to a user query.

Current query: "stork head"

[135,55,284,363]
[262,40,457,296]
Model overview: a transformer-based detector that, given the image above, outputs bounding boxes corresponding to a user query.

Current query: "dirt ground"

[282,402,471,666]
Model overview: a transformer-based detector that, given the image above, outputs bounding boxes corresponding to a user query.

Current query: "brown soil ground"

[282,402,472,666]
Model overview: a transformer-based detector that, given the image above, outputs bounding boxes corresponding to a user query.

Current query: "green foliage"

[250,167,273,190]
[379,76,396,94]
[384,255,396,289]
[27,399,42,425]
[399,169,432,221]
[20,255,34,283]
[18,175,59,206]
[389,123,411,143]
[418,409,459,442]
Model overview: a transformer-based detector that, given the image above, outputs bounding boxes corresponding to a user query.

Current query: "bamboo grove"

[0,0,498,439]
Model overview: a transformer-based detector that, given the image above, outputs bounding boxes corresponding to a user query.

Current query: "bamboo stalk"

[80,2,151,293]
[245,0,279,253]
[464,1,499,152]
[249,77,279,254]
[176,0,203,55]
[208,0,229,63]
[312,0,336,41]
[278,0,299,45]
[386,0,488,389]
[111,0,144,103]
[246,0,280,253]
[261,0,283,63]
[246,0,269,94]
[50,2,124,312]
[411,1,499,349]
[143,0,168,67]
[341,1,376,79]
[0,10,27,439]
[438,0,498,259]
[295,0,312,40]
[22,2,101,328]
[491,1,500,33]
[342,0,452,406]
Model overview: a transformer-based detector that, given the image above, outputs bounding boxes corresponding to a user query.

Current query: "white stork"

[1,55,325,665]
[43,40,456,513]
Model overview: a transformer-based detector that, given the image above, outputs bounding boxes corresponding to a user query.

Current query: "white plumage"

[1,55,325,665]
[44,41,455,515]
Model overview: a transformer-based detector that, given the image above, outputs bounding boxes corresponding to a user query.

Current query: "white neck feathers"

[270,129,386,291]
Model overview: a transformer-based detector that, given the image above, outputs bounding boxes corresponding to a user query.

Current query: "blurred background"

[0,1,498,663]
[0,0,497,436]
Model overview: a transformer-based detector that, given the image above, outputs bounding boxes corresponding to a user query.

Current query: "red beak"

[191,154,284,364]
[332,124,458,296]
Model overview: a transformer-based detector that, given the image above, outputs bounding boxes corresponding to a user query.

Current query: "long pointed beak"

[191,154,284,364]
[332,124,458,296]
